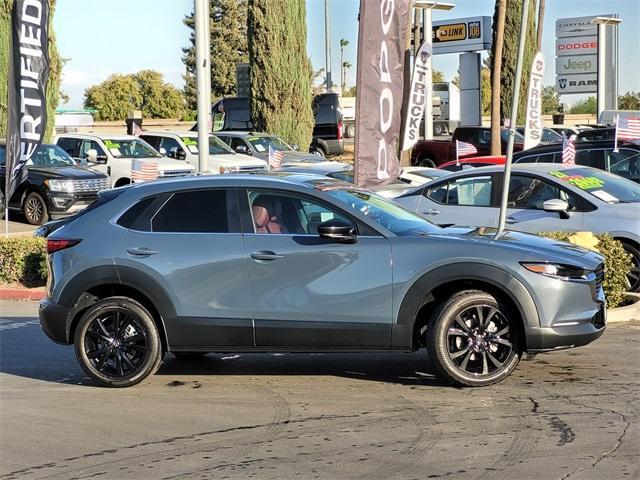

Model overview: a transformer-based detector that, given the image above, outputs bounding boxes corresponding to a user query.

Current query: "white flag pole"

[613,114,619,153]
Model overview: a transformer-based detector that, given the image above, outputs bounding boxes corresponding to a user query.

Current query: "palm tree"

[536,0,545,51]
[491,0,507,156]
[342,60,352,92]
[340,38,349,93]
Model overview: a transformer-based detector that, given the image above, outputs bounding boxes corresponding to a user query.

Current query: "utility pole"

[195,0,211,174]
[324,0,332,91]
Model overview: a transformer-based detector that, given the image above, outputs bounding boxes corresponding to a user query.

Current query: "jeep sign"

[556,74,598,94]
[555,54,597,75]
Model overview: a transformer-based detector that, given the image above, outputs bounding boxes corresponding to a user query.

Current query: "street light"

[413,1,455,141]
[592,16,621,120]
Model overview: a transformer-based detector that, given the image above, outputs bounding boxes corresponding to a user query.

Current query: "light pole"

[413,1,455,140]
[194,0,211,174]
[324,0,332,91]
[592,17,621,121]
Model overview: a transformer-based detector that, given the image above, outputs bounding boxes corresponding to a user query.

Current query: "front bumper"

[39,298,72,344]
[47,192,97,219]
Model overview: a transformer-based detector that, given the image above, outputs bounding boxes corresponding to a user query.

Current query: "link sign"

[431,16,492,55]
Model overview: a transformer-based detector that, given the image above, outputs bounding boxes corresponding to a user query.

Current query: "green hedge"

[539,232,631,308]
[0,237,47,287]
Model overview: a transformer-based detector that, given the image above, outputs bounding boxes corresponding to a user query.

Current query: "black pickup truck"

[0,142,109,225]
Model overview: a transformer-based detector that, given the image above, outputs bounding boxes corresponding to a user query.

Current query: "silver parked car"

[396,164,640,291]
[40,173,606,387]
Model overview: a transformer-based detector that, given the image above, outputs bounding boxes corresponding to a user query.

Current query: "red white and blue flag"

[562,133,576,165]
[131,159,159,182]
[455,140,477,165]
[268,145,284,170]
[615,116,640,141]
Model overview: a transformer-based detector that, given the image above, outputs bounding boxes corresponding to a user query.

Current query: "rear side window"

[117,196,156,229]
[152,190,233,233]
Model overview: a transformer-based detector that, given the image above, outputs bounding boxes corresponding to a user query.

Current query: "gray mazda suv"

[39,174,606,387]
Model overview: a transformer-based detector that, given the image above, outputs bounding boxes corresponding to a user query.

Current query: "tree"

[182,0,249,109]
[541,85,560,114]
[1,0,62,142]
[339,38,349,92]
[618,91,640,110]
[490,0,506,155]
[492,0,537,126]
[432,70,445,83]
[536,0,545,51]
[248,0,314,150]
[84,71,185,121]
[569,96,596,114]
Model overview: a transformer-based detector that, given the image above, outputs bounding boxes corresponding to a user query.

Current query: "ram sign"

[556,74,598,94]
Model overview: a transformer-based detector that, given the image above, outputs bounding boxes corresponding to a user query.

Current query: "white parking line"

[0,319,39,332]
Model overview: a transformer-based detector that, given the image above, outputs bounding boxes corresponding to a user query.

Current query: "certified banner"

[354,0,410,188]
[523,51,545,151]
[5,0,50,202]
[401,41,432,152]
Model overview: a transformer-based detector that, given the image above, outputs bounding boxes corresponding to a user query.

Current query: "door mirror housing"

[235,145,249,154]
[543,198,570,219]
[291,144,300,151]
[317,219,357,243]
[169,147,186,161]
[86,149,97,163]
[159,147,167,155]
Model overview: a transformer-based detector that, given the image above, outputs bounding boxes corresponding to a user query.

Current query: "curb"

[0,287,45,302]
[607,293,640,323]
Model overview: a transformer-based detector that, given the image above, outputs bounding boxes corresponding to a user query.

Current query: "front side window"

[508,175,578,210]
[428,176,493,206]
[607,149,640,181]
[152,190,232,233]
[248,191,350,235]
[80,140,106,159]
[160,137,182,155]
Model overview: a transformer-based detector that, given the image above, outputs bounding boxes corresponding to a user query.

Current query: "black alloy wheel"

[622,242,640,293]
[74,297,161,387]
[23,191,48,225]
[427,290,521,387]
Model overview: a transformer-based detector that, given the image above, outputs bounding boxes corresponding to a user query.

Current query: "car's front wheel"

[23,191,49,225]
[74,297,162,387]
[427,290,521,387]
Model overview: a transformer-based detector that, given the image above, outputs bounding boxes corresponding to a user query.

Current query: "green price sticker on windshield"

[550,171,605,190]
[104,140,120,149]
[182,137,197,146]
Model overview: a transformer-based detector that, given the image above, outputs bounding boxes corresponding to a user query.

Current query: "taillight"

[338,120,343,140]
[47,239,81,254]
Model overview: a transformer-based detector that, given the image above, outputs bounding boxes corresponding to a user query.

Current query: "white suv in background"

[55,134,195,187]
[139,131,268,174]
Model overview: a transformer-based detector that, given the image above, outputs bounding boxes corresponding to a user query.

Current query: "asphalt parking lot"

[0,300,638,480]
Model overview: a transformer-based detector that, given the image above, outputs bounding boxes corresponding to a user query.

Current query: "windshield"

[311,181,441,235]
[28,144,77,167]
[180,135,235,155]
[103,139,160,158]
[246,136,292,153]
[549,167,640,204]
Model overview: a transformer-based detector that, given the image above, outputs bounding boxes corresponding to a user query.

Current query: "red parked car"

[438,155,506,172]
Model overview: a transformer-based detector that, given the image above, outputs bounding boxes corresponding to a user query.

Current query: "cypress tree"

[247,0,314,150]
[491,0,537,124]
[0,0,61,142]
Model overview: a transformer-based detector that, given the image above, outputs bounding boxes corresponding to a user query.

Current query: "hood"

[28,165,108,179]
[153,157,195,171]
[434,226,603,270]
[281,151,328,164]
[211,153,267,167]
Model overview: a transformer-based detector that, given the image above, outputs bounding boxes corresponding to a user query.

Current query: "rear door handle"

[127,247,158,256]
[506,217,518,225]
[422,208,440,215]
[251,250,284,261]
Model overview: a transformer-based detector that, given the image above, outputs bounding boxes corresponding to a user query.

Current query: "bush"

[0,237,47,287]
[539,232,631,308]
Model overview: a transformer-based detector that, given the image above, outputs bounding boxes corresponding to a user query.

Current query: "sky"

[54,0,640,110]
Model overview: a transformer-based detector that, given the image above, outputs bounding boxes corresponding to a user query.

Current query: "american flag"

[562,133,576,165]
[132,122,143,137]
[456,140,477,160]
[616,117,640,140]
[268,145,284,170]
[131,159,158,182]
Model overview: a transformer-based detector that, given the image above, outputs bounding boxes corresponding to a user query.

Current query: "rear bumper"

[39,298,72,344]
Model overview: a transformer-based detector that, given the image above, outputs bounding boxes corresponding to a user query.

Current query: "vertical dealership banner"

[523,51,545,151]
[354,0,410,188]
[401,41,432,152]
[5,0,50,203]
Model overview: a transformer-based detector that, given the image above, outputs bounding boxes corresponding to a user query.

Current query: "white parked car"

[398,166,451,186]
[139,131,268,174]
[55,134,195,187]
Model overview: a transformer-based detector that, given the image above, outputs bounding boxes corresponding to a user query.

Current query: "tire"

[74,297,162,387]
[173,352,208,360]
[621,241,640,293]
[23,191,49,226]
[426,290,521,387]
[434,123,444,136]
[416,156,436,168]
[310,146,326,157]
[346,123,356,139]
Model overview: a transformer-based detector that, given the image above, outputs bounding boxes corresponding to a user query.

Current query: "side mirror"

[159,147,167,155]
[291,144,300,151]
[86,149,97,163]
[543,198,570,219]
[317,219,357,243]
[95,155,108,164]
[235,145,249,154]
[169,147,186,160]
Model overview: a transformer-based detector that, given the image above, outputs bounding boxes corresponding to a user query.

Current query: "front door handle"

[422,208,440,215]
[127,247,158,256]
[506,217,519,225]
[251,250,284,261]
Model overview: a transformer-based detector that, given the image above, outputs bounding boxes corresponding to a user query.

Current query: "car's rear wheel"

[346,123,356,138]
[74,297,161,387]
[416,156,436,168]
[621,241,640,293]
[427,290,521,387]
[23,191,49,225]
[310,146,326,157]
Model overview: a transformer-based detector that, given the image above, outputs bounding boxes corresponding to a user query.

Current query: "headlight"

[45,179,75,193]
[521,262,589,280]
